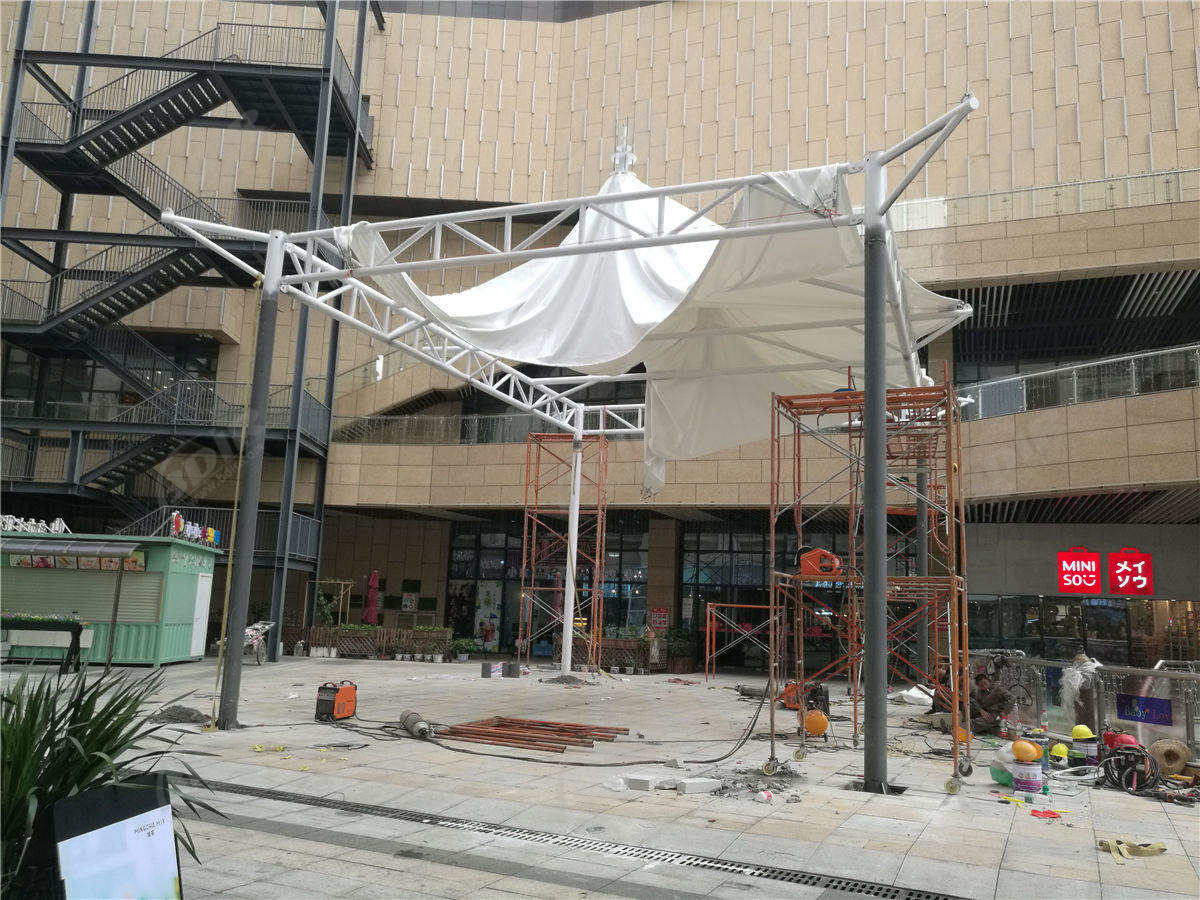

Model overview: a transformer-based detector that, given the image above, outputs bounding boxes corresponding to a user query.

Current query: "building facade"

[2,1,1197,664]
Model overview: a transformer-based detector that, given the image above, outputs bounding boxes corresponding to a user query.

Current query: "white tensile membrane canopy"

[335,165,970,492]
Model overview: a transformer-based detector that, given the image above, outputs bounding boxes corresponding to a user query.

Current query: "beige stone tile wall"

[3,1,1197,403]
[318,510,451,619]
[308,387,1200,512]
[963,387,1199,497]
[899,200,1200,285]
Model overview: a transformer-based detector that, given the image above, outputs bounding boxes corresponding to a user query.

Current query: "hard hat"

[1011,739,1041,763]
[803,708,830,737]
[1050,743,1069,759]
[1071,724,1096,740]
[1111,733,1139,748]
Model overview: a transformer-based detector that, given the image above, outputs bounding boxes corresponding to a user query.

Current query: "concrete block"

[655,777,680,790]
[623,774,656,791]
[676,778,723,795]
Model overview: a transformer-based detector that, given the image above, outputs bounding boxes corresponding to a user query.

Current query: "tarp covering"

[337,166,970,491]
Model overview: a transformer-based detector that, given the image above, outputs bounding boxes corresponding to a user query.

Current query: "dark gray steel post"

[103,561,127,673]
[47,0,98,316]
[218,231,284,730]
[0,0,32,223]
[309,0,368,626]
[862,156,890,793]
[915,467,929,678]
[268,0,340,660]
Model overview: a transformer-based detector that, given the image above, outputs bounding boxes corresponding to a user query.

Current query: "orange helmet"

[803,709,830,737]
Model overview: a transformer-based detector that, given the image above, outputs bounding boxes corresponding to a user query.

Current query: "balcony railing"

[960,343,1200,420]
[116,504,320,560]
[890,168,1199,232]
[2,379,330,444]
[329,411,638,446]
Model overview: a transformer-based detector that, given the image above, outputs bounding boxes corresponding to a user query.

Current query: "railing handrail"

[965,342,1200,391]
[923,167,1200,208]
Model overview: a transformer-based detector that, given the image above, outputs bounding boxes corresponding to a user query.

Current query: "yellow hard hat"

[1050,743,1069,759]
[1071,724,1096,740]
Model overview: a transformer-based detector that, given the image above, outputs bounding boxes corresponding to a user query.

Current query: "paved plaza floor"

[21,657,1200,899]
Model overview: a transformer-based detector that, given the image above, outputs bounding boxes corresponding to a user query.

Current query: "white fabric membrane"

[336,166,970,493]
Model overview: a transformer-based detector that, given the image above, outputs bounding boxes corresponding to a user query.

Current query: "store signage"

[1,515,71,534]
[1115,693,1172,726]
[1107,547,1153,595]
[170,511,220,547]
[649,607,669,630]
[1057,546,1101,594]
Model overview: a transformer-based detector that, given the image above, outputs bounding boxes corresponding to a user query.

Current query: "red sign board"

[1108,547,1154,595]
[648,607,669,630]
[1057,546,1101,594]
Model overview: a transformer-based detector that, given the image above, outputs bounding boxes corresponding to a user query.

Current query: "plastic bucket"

[1072,739,1098,766]
[1011,761,1043,794]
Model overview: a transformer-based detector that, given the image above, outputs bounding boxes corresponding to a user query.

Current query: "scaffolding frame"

[516,432,609,673]
[704,602,773,681]
[768,374,972,790]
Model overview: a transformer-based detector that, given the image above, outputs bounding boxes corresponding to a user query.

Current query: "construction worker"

[971,672,1015,735]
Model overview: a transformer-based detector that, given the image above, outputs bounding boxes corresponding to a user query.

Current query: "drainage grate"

[192,778,962,900]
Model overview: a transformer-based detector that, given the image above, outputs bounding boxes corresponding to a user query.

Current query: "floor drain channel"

[193,779,963,900]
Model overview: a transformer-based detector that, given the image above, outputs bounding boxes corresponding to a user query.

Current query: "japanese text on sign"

[1107,547,1153,596]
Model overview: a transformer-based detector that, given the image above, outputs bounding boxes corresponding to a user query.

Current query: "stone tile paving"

[12,657,1195,899]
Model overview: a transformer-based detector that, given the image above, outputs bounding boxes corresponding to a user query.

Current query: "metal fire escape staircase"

[2,23,368,519]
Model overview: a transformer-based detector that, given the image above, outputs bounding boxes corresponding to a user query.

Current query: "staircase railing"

[17,22,363,148]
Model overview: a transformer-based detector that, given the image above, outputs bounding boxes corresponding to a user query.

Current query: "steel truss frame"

[516,432,608,674]
[768,374,971,791]
[159,94,976,708]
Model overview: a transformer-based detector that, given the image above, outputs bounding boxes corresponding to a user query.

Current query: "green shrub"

[1,668,219,893]
[450,638,476,655]
[664,625,698,658]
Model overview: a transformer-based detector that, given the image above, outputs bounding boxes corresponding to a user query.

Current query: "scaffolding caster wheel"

[762,759,780,776]
[792,748,807,762]
[945,776,962,795]
[958,760,973,777]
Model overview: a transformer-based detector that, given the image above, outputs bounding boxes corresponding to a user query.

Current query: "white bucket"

[1011,760,1043,794]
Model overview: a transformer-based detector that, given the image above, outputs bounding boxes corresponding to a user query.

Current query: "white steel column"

[560,406,585,675]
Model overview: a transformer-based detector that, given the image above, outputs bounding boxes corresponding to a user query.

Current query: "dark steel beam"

[1,226,259,252]
[269,0,339,662]
[1,237,59,274]
[310,0,369,627]
[1,1,33,222]
[22,50,331,80]
[369,1,386,30]
[25,63,75,108]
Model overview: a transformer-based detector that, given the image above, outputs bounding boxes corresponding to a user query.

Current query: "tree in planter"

[664,625,700,673]
[1,668,219,894]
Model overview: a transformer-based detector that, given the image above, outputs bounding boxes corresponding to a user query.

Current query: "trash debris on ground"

[755,790,773,803]
[891,685,934,705]
[666,678,699,685]
[539,674,592,686]
[1097,838,1167,865]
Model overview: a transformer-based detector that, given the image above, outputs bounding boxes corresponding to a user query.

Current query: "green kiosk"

[1,525,221,667]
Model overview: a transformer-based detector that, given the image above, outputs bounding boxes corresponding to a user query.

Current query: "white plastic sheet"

[337,167,970,492]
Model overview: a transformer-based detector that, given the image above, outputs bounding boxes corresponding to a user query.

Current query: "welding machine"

[315,680,357,721]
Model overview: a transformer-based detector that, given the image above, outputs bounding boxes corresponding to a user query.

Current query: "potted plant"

[1,669,219,895]
[450,638,475,662]
[664,625,698,674]
[310,592,337,657]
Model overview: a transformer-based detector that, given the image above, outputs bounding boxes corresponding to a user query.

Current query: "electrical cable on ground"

[311,689,773,768]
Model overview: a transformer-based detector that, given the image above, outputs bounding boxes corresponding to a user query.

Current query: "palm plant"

[1,667,220,895]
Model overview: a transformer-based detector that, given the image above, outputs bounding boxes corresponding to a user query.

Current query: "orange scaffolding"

[704,602,772,681]
[516,432,609,672]
[768,370,972,791]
